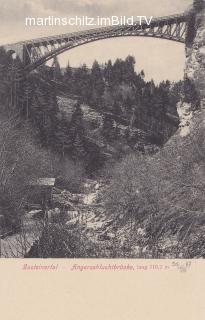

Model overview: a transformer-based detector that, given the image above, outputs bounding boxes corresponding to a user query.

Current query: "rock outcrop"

[178,4,205,137]
[185,5,205,100]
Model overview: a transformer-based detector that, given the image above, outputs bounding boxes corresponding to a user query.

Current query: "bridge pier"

[4,43,25,62]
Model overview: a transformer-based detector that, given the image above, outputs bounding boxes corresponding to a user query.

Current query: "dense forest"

[0,47,184,168]
[62,56,182,145]
[0,46,204,259]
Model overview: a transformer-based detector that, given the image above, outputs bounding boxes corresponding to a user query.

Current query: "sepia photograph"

[0,0,205,259]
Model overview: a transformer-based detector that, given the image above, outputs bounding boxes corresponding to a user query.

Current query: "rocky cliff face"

[178,7,205,137]
[185,8,205,100]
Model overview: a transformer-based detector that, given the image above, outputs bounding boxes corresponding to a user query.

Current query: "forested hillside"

[1,46,203,259]
[0,48,182,168]
[62,57,181,146]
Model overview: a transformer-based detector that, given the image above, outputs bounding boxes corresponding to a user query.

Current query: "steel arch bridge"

[4,13,188,72]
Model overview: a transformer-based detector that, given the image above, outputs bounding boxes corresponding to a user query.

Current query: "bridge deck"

[5,12,188,47]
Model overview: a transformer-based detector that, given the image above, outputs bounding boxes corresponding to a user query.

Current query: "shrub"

[105,124,205,258]
[54,158,85,193]
[0,116,54,230]
[34,223,99,258]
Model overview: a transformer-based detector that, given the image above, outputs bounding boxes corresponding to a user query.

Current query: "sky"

[0,0,193,82]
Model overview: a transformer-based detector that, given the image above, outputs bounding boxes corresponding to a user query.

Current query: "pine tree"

[112,58,123,85]
[140,70,145,79]
[104,60,113,86]
[18,78,33,118]
[102,114,115,141]
[123,55,136,84]
[54,114,72,157]
[184,77,199,106]
[64,61,72,79]
[69,102,86,157]
[124,95,134,117]
[72,64,91,101]
[90,60,105,106]
[52,56,62,81]
[64,61,73,91]
[193,0,204,11]
[73,132,86,158]
[30,81,59,147]
[112,101,122,116]
[0,48,12,109]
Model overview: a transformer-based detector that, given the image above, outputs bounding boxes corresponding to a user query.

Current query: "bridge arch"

[27,32,186,72]
[3,13,188,72]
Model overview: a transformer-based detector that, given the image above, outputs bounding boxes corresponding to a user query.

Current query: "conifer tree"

[91,60,105,99]
[69,102,86,157]
[54,114,71,157]
[102,113,115,141]
[112,101,122,116]
[193,0,204,11]
[0,48,13,109]
[52,56,62,81]
[64,61,73,90]
[104,60,113,86]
